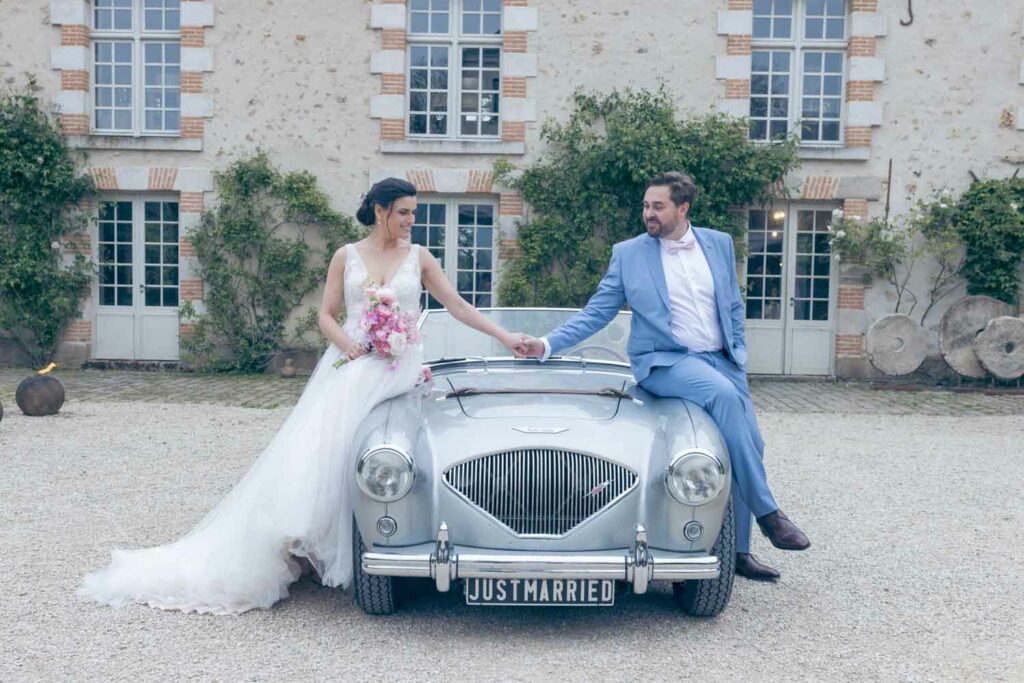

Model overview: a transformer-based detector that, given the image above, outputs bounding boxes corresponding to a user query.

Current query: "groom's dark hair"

[647,172,697,209]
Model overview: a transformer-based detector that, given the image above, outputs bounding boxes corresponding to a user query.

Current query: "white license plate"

[464,578,615,606]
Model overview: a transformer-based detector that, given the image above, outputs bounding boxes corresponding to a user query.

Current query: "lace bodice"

[342,243,422,343]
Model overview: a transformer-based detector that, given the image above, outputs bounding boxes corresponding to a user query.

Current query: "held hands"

[497,331,542,358]
[508,334,545,359]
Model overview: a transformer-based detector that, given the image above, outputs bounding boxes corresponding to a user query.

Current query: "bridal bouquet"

[333,284,421,369]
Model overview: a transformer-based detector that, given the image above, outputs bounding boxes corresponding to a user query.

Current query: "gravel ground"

[1,401,1022,682]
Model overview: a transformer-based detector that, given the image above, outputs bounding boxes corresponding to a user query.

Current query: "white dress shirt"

[658,227,723,353]
[540,225,722,360]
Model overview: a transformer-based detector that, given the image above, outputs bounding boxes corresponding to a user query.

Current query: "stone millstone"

[938,296,1013,378]
[865,314,929,376]
[972,316,1024,380]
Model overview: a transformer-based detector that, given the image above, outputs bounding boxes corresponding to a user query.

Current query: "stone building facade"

[1,0,1022,376]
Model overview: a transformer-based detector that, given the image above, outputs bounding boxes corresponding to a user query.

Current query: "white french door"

[744,203,838,375]
[411,197,498,310]
[93,197,181,360]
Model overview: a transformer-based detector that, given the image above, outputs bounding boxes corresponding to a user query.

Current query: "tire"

[352,522,400,615]
[673,495,736,617]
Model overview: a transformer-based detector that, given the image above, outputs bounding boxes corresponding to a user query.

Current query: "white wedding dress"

[79,244,425,615]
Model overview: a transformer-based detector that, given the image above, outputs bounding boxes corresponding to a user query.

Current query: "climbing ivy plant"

[0,79,95,367]
[179,152,362,372]
[494,89,800,306]
[953,178,1024,305]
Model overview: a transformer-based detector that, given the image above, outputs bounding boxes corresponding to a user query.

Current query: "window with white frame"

[411,198,496,310]
[407,0,502,139]
[91,0,181,134]
[748,0,846,145]
[97,198,180,307]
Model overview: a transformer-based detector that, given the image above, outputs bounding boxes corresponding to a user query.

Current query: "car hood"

[443,372,631,420]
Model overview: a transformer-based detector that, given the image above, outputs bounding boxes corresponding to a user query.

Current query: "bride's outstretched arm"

[319,246,369,360]
[420,249,522,354]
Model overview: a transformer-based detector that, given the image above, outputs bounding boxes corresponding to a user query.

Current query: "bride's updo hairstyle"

[355,177,417,227]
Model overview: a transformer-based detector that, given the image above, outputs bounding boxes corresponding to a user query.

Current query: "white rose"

[387,331,407,355]
[835,230,846,238]
[51,241,60,250]
[831,209,844,220]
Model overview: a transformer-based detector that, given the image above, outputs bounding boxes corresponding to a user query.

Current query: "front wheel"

[352,522,400,615]
[673,495,736,617]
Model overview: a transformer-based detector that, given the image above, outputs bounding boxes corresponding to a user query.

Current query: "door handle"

[788,296,794,306]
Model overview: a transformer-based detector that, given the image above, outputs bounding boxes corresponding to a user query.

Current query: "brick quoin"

[181,26,204,47]
[503,0,528,6]
[846,81,874,101]
[848,37,875,57]
[499,193,523,216]
[180,279,203,301]
[850,0,877,10]
[499,238,522,259]
[503,32,527,53]
[844,126,872,147]
[180,236,197,257]
[502,77,527,98]
[179,323,197,339]
[835,334,865,357]
[181,72,203,94]
[843,198,869,220]
[502,121,525,142]
[61,114,89,135]
[180,192,204,213]
[728,0,753,9]
[61,70,89,91]
[60,25,89,46]
[837,285,865,310]
[725,79,750,99]
[381,73,405,95]
[727,35,752,55]
[381,29,406,50]
[62,321,92,343]
[380,119,405,140]
[180,117,204,139]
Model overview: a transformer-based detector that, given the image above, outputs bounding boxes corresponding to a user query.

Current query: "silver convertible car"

[350,309,736,616]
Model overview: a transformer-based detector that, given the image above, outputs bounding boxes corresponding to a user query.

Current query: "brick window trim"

[370,0,537,151]
[49,5,214,148]
[717,1,885,154]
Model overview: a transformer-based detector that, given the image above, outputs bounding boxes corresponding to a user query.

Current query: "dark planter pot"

[15,375,65,416]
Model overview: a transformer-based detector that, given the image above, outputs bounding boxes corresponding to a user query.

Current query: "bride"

[79,178,522,615]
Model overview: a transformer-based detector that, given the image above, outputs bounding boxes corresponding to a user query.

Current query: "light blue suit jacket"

[546,227,748,383]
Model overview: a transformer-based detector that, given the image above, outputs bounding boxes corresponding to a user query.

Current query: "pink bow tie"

[661,236,695,254]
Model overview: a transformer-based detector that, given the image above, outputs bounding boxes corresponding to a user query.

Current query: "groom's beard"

[646,218,681,238]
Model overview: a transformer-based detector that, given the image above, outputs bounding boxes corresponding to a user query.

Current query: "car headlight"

[665,450,725,506]
[357,446,415,502]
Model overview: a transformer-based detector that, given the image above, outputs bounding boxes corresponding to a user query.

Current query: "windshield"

[417,308,632,363]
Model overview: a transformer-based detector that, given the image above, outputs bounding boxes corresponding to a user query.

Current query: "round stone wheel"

[865,314,929,376]
[15,375,66,416]
[972,316,1024,381]
[0,400,4,423]
[938,296,1013,378]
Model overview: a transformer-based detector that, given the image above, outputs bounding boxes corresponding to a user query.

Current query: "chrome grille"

[443,449,638,536]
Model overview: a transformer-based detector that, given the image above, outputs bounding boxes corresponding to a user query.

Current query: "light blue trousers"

[640,351,778,553]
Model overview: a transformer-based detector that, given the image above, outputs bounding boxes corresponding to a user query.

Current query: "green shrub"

[0,79,95,367]
[953,179,1024,305]
[179,153,362,372]
[494,88,800,306]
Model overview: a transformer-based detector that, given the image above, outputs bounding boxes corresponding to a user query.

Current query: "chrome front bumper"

[362,522,720,595]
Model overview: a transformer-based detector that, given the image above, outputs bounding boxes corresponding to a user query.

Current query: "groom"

[517,172,810,581]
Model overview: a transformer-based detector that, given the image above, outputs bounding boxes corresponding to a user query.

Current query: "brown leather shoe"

[756,509,811,550]
[735,552,780,581]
